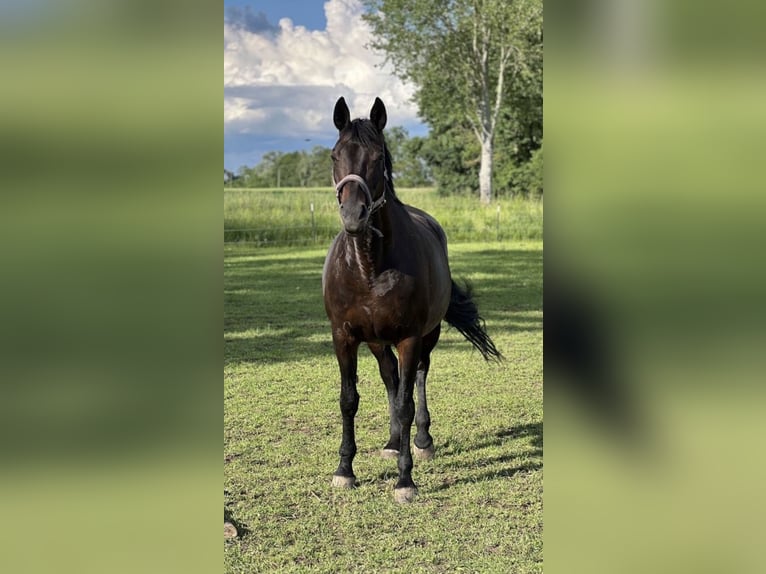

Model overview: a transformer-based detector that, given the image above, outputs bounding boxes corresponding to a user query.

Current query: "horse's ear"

[334,97,350,131]
[370,97,387,132]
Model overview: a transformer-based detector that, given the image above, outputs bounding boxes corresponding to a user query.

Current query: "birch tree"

[363,0,542,204]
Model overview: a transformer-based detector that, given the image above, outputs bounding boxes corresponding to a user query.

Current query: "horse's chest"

[332,270,417,342]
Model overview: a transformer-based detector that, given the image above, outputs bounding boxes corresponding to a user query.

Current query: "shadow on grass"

[431,421,543,492]
[224,247,542,365]
[373,421,543,491]
[478,421,543,450]
[428,460,544,493]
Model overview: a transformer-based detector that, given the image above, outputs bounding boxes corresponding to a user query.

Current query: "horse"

[322,96,502,503]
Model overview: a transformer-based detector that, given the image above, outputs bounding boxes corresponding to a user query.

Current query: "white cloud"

[223,0,419,140]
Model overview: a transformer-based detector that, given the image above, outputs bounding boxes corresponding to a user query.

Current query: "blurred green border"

[0,3,221,573]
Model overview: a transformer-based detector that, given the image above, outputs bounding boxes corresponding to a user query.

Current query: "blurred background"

[0,1,219,572]
[546,0,766,572]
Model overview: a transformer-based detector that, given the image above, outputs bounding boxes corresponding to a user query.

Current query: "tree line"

[227,0,542,201]
[226,121,540,198]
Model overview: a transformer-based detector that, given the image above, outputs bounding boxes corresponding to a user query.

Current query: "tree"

[364,0,542,204]
[421,119,480,195]
[306,146,333,187]
[385,126,433,187]
[224,169,238,186]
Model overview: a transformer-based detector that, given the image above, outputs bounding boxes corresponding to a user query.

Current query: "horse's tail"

[444,280,503,362]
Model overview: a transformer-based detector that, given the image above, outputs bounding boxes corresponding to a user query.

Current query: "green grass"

[224,241,543,573]
[224,187,543,246]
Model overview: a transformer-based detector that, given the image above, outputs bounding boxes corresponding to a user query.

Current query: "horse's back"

[405,205,448,255]
[404,204,452,333]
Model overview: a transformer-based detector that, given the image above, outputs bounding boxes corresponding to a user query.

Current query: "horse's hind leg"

[392,335,422,502]
[368,343,401,458]
[414,324,440,460]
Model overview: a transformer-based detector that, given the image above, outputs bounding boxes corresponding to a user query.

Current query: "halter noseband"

[333,172,387,216]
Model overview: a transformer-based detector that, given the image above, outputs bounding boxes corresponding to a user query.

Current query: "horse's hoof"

[414,444,435,461]
[224,522,238,539]
[394,486,418,503]
[331,474,356,489]
[380,448,399,459]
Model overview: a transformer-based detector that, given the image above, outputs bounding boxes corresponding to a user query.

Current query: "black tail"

[444,280,503,362]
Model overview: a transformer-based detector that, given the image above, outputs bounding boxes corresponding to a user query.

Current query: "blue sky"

[224,0,328,32]
[223,0,427,171]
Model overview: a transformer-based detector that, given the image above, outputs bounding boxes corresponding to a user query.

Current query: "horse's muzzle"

[340,201,369,234]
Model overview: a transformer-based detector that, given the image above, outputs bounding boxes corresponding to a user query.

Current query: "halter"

[333,167,389,238]
[333,172,387,215]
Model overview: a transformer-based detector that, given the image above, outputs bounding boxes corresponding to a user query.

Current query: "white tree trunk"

[479,136,493,205]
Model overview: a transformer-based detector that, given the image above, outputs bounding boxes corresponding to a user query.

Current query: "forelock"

[339,119,384,150]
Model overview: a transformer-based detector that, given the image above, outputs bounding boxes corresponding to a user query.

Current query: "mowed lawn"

[224,240,543,573]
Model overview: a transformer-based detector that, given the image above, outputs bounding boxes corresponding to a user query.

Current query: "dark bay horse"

[322,97,502,503]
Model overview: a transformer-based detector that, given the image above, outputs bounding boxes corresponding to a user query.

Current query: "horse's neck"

[344,201,401,280]
[344,232,377,283]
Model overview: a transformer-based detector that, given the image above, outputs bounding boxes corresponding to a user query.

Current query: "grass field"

[224,187,543,245]
[224,237,543,572]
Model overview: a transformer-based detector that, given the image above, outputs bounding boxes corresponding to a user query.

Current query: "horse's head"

[332,97,389,236]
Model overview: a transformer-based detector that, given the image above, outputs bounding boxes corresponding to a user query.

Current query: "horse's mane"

[342,119,403,205]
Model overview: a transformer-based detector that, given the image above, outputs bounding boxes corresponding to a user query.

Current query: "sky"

[223,0,428,171]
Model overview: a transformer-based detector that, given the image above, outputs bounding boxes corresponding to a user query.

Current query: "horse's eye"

[331,154,338,162]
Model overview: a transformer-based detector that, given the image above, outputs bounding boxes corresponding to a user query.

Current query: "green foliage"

[421,120,481,196]
[385,126,434,187]
[363,0,543,201]
[496,144,543,198]
[224,241,542,572]
[229,147,333,189]
[515,145,543,198]
[223,187,543,246]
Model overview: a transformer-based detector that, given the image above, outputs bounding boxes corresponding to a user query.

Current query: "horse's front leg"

[331,329,360,489]
[393,335,422,503]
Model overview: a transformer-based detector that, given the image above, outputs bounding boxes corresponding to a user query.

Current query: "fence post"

[310,202,316,243]
[496,205,500,241]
